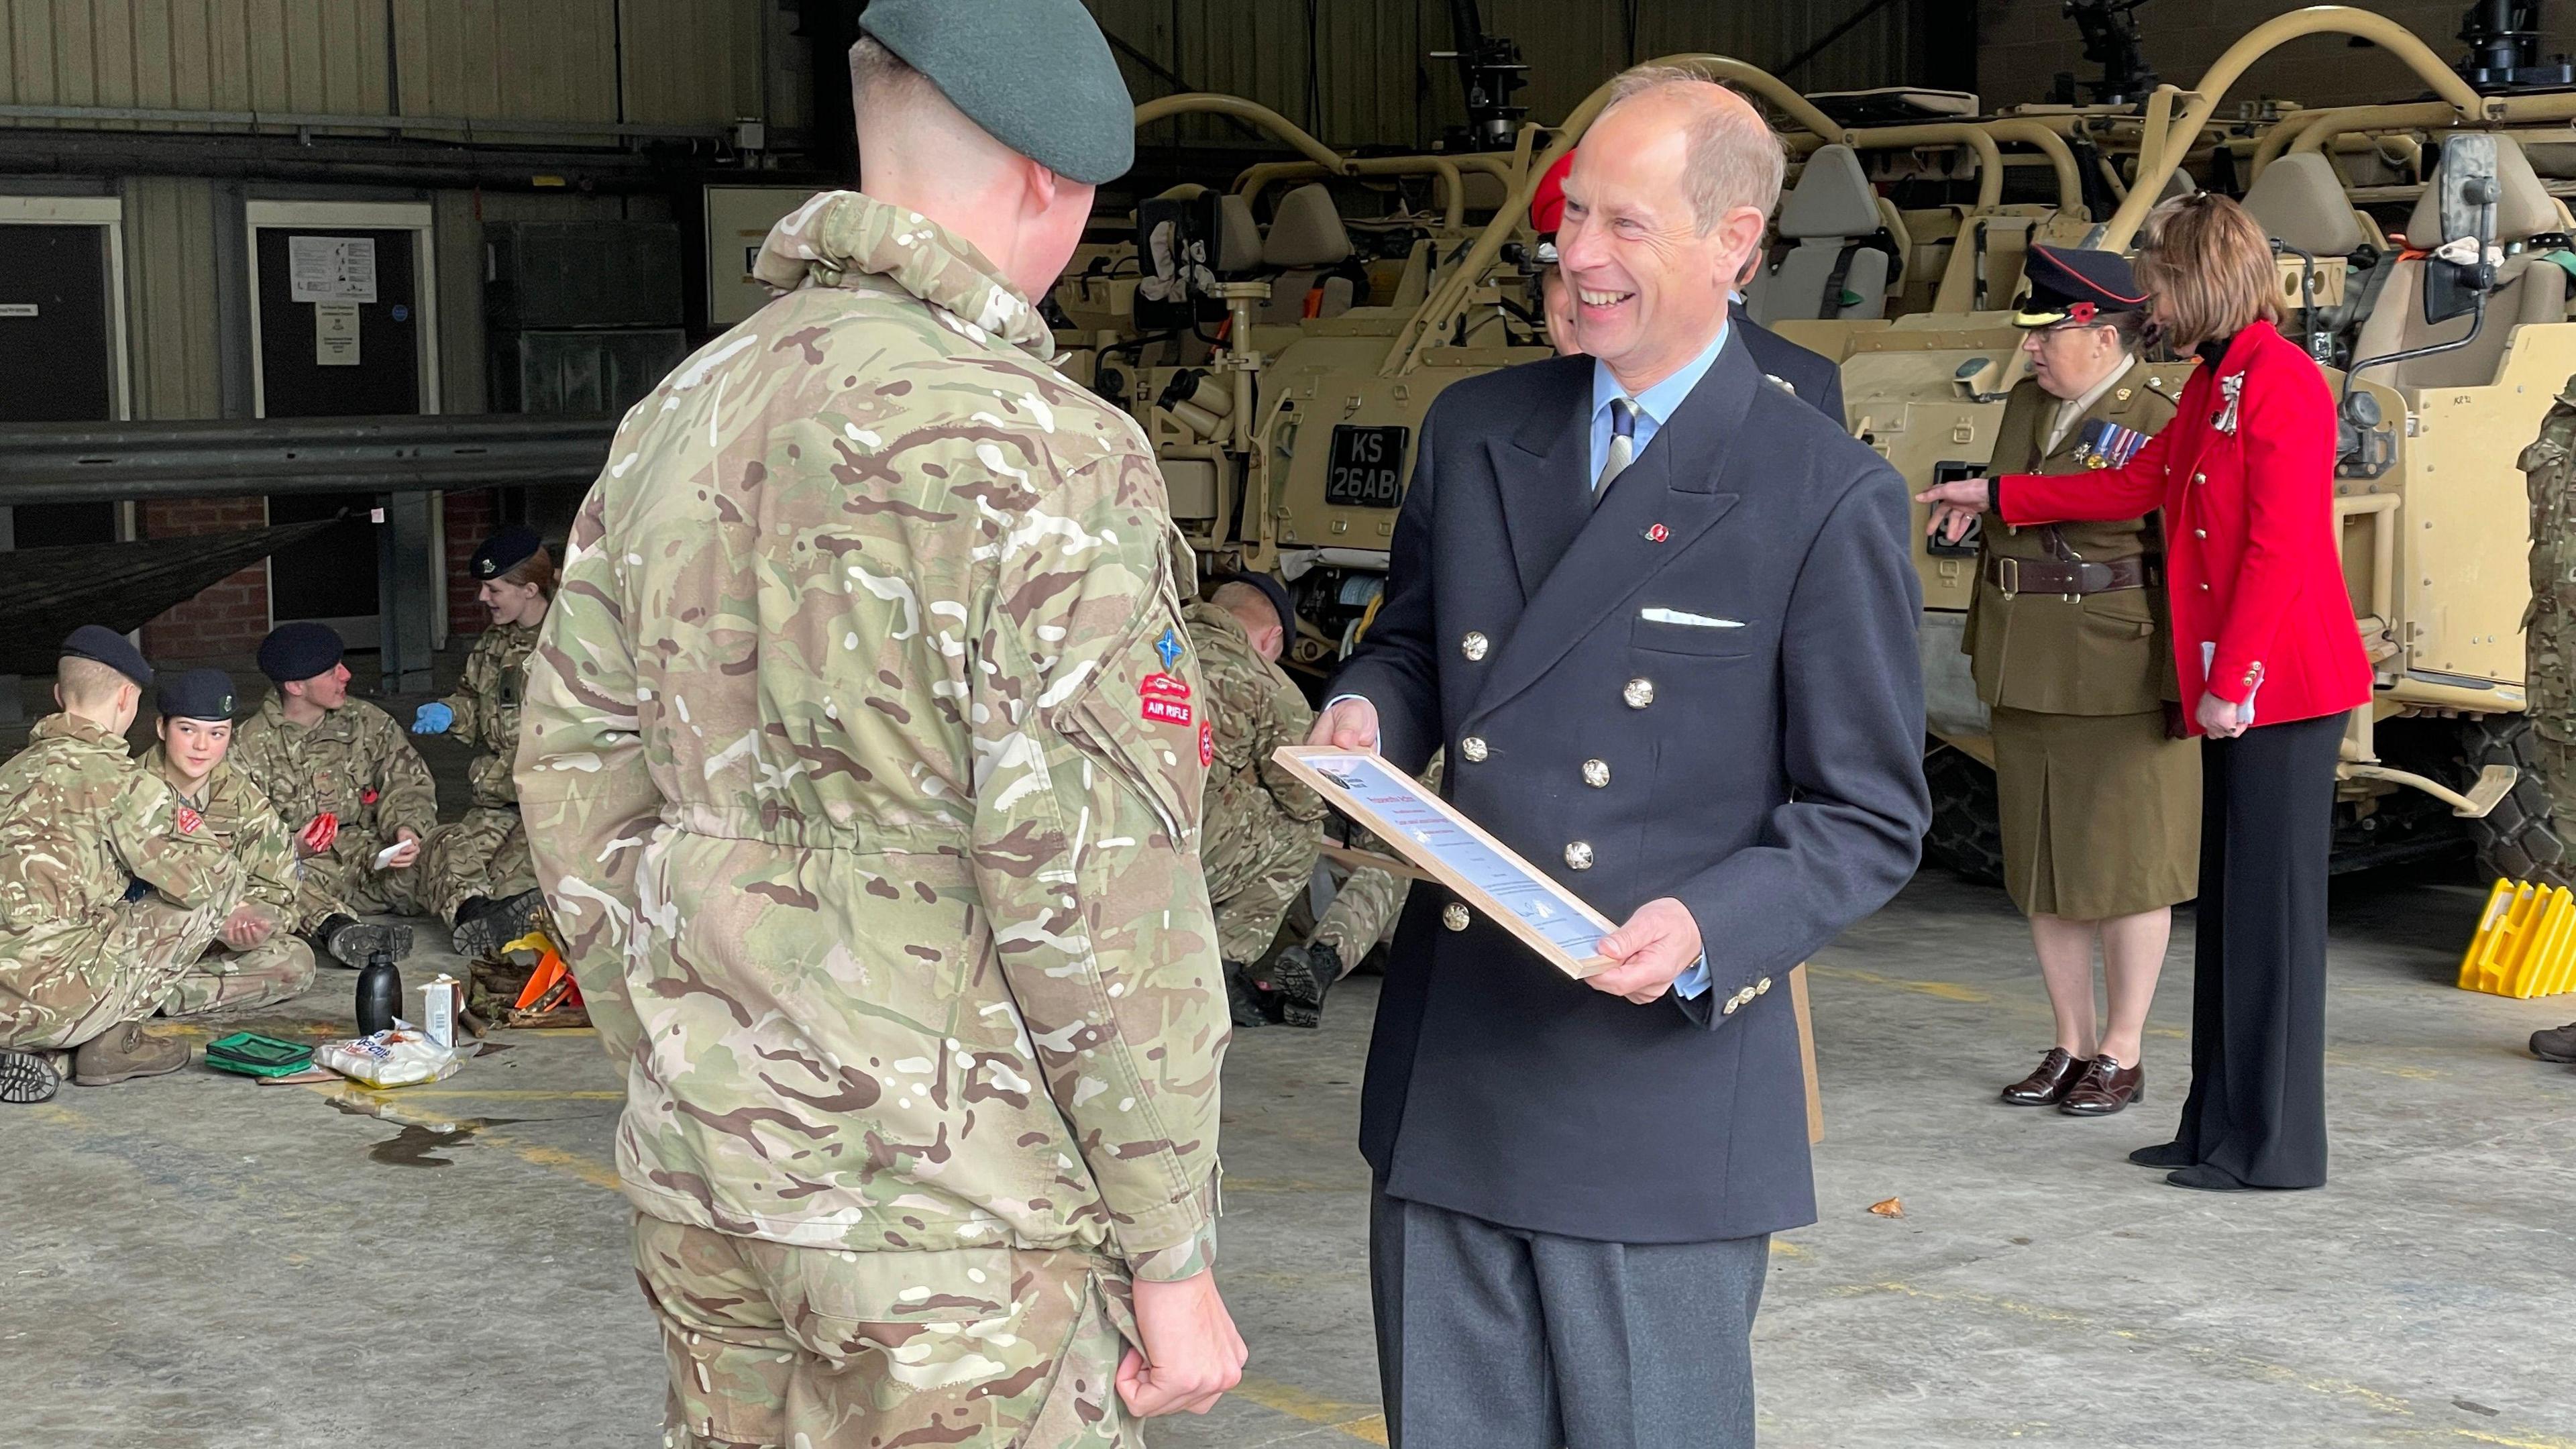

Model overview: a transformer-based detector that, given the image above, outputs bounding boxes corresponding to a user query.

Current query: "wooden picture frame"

[1275,745,1615,978]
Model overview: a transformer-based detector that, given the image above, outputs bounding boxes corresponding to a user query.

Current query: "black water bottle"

[356,949,402,1035]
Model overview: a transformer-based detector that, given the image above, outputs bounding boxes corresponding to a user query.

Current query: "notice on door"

[288,235,378,303]
[315,302,362,366]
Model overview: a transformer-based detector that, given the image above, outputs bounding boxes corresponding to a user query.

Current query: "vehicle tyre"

[1923,745,2005,885]
[2458,713,2571,886]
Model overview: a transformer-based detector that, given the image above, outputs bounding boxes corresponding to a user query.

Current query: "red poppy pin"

[1644,523,1670,544]
[362,787,379,805]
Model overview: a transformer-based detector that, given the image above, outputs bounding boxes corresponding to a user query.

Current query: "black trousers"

[1371,1183,1768,1449]
[2176,710,2340,1188]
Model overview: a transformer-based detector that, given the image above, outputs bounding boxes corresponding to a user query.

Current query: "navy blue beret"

[61,625,152,688]
[257,621,345,685]
[157,667,239,721]
[470,525,544,582]
[2016,245,2150,329]
[860,0,1135,185]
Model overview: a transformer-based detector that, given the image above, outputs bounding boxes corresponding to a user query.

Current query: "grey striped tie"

[1597,397,1637,496]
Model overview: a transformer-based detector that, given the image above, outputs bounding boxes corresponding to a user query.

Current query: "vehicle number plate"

[1325,425,1409,508]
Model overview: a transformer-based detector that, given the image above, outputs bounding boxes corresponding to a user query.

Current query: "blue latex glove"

[410,702,453,735]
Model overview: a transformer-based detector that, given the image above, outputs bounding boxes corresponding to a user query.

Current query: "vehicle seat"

[1750,145,1892,323]
[1261,184,1359,323]
[1216,193,1266,278]
[2242,152,2365,259]
[2349,138,2565,392]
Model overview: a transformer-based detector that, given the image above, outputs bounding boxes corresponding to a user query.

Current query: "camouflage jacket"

[437,620,539,808]
[141,747,300,925]
[1185,601,1324,836]
[230,694,441,869]
[517,191,1226,1279]
[0,716,239,960]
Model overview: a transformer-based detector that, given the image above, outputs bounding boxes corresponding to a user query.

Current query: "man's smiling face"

[1554,89,1745,392]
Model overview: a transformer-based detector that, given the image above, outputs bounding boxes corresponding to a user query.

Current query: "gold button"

[1722,998,1739,1016]
[1461,736,1489,763]
[1735,987,1756,1006]
[1443,902,1470,931]
[2194,528,2207,539]
[1564,841,1594,870]
[1582,758,1610,788]
[2116,387,2133,401]
[1623,678,1655,709]
[1756,977,1772,994]
[1461,631,1489,662]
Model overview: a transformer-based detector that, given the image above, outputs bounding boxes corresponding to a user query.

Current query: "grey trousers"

[1369,1183,1770,1449]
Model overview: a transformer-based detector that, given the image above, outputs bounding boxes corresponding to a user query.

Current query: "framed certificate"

[1273,746,1615,979]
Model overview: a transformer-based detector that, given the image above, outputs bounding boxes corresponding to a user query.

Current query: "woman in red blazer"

[1921,193,2371,1192]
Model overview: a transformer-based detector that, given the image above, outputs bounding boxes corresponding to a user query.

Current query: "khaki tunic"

[1966,362,2200,920]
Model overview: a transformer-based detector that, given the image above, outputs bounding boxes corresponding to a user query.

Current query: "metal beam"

[0,416,618,506]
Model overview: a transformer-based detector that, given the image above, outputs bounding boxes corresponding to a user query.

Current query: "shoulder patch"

[174,804,202,835]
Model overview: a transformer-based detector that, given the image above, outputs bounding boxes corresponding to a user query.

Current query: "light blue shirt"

[1337,317,1735,1003]
[1587,317,1730,492]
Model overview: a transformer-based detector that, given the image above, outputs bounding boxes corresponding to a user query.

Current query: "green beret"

[860,0,1135,185]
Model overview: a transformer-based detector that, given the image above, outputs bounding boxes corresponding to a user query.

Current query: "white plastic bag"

[311,1028,462,1089]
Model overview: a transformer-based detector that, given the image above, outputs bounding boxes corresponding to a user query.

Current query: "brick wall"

[444,488,498,638]
[1977,2,2576,111]
[139,497,270,665]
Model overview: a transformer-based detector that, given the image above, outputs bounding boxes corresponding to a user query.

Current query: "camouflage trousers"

[1311,753,1440,962]
[292,831,437,934]
[1201,790,1320,966]
[418,806,536,924]
[632,1214,1142,1449]
[158,934,317,1016]
[0,892,237,1051]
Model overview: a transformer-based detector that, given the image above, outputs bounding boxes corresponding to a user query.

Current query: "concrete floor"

[6,663,2576,1446]
[8,865,2574,1448]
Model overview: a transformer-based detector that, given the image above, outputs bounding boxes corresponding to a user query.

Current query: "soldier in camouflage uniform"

[413,525,551,959]
[0,631,246,1104]
[2521,396,2576,1064]
[516,3,1244,1442]
[1260,753,1442,1028]
[229,623,429,968]
[140,669,317,1016]
[1187,572,1324,1028]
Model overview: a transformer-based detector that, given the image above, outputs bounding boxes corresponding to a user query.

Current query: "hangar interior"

[3,1,2575,1446]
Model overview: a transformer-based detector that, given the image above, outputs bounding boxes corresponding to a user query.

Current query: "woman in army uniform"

[1968,246,2195,1118]
[413,525,553,959]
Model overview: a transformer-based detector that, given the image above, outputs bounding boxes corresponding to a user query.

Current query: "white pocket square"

[1639,607,1743,629]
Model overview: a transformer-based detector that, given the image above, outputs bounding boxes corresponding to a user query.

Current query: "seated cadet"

[0,628,246,1104]
[140,669,317,1016]
[228,623,432,966]
[1187,572,1326,1028]
[412,526,552,959]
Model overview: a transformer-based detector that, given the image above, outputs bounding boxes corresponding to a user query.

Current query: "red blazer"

[1998,323,2371,732]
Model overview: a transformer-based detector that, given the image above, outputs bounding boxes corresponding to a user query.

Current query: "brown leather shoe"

[71,1021,191,1087]
[2059,1054,2145,1116]
[2001,1048,2088,1106]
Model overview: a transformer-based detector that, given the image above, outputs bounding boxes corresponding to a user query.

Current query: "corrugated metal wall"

[0,0,772,127]
[1093,0,1926,152]
[120,176,222,419]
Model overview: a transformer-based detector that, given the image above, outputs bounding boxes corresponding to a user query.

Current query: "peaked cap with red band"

[2013,244,2150,330]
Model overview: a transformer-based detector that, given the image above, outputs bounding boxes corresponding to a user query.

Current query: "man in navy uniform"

[1312,67,1928,1446]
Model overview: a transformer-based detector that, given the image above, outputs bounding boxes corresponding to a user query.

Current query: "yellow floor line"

[1229,1376,1389,1444]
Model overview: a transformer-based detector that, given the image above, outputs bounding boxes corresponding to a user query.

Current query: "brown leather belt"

[1985,555,2152,597]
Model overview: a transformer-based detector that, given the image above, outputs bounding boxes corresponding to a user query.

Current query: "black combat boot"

[450,888,547,962]
[315,913,414,970]
[1261,940,1341,1029]
[2533,1020,2576,1063]
[0,1048,60,1104]
[1223,961,1270,1029]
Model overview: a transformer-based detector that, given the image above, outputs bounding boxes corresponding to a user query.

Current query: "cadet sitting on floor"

[0,628,248,1105]
[1264,753,1443,1028]
[228,622,430,967]
[139,668,318,1018]
[412,525,552,959]
[1188,572,1326,1027]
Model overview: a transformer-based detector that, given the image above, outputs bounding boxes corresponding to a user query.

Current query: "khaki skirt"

[1990,704,2202,920]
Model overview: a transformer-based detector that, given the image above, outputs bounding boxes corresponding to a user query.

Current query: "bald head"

[1556,68,1782,392]
[848,37,1097,300]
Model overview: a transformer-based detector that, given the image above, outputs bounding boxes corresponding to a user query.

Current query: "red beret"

[1529,148,1576,238]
